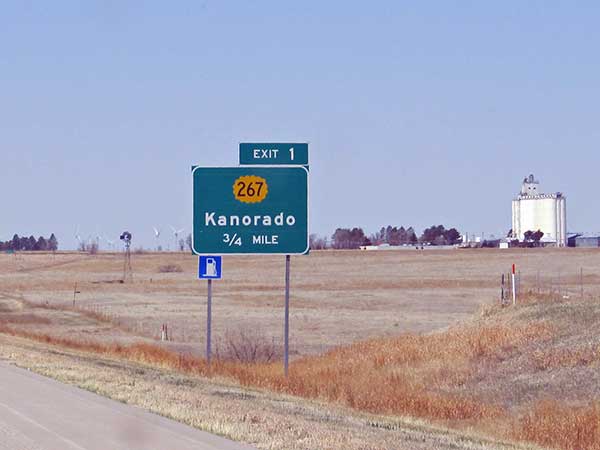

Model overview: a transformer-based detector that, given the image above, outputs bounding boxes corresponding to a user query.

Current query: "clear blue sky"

[2,1,600,249]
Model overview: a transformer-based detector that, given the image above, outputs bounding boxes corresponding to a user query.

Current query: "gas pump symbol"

[204,258,218,277]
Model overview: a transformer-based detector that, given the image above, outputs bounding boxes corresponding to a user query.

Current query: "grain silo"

[511,174,567,247]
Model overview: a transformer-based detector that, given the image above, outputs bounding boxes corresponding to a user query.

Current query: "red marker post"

[512,264,517,305]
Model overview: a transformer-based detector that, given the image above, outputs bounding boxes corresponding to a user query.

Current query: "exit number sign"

[239,143,308,166]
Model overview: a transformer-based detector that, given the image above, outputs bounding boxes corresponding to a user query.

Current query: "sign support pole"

[207,279,212,365]
[284,254,291,377]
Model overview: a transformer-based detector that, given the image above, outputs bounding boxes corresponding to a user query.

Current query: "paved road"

[0,362,255,450]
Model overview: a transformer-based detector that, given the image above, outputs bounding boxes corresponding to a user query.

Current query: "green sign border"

[191,165,309,256]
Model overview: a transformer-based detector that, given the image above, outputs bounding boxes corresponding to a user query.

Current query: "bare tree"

[215,327,278,363]
[309,233,327,250]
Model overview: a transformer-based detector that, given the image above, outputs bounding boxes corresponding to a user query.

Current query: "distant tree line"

[330,228,368,250]
[506,229,544,248]
[0,234,58,252]
[370,226,419,246]
[311,224,463,250]
[419,225,461,246]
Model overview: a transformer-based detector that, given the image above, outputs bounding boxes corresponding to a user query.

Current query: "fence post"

[512,264,517,306]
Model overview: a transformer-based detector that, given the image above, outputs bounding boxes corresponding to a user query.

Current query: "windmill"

[120,231,133,282]
[153,226,161,251]
[170,225,184,251]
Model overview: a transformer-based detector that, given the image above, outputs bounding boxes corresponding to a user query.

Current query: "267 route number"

[233,175,268,204]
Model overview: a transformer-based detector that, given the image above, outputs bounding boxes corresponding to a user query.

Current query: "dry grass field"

[2,248,599,356]
[2,248,600,449]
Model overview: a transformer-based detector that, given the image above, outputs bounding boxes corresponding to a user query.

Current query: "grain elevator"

[511,174,567,247]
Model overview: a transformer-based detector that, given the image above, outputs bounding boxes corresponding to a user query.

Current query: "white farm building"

[511,174,567,247]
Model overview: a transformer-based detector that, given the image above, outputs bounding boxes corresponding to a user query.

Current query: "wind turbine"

[104,236,115,251]
[153,226,161,251]
[75,226,83,251]
[94,230,102,251]
[170,225,184,251]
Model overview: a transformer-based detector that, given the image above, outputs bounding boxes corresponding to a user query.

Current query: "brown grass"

[532,345,600,371]
[0,319,551,425]
[158,264,183,273]
[4,295,600,448]
[0,323,185,369]
[4,249,600,357]
[5,249,600,448]
[514,400,600,450]
[0,334,528,450]
[517,290,564,305]
[17,297,136,334]
[0,313,52,325]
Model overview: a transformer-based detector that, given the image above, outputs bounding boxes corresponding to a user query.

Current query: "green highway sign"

[192,166,309,255]
[239,143,308,166]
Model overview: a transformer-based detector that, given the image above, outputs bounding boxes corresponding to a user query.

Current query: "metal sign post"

[207,278,212,364]
[284,254,291,377]
[199,255,222,365]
